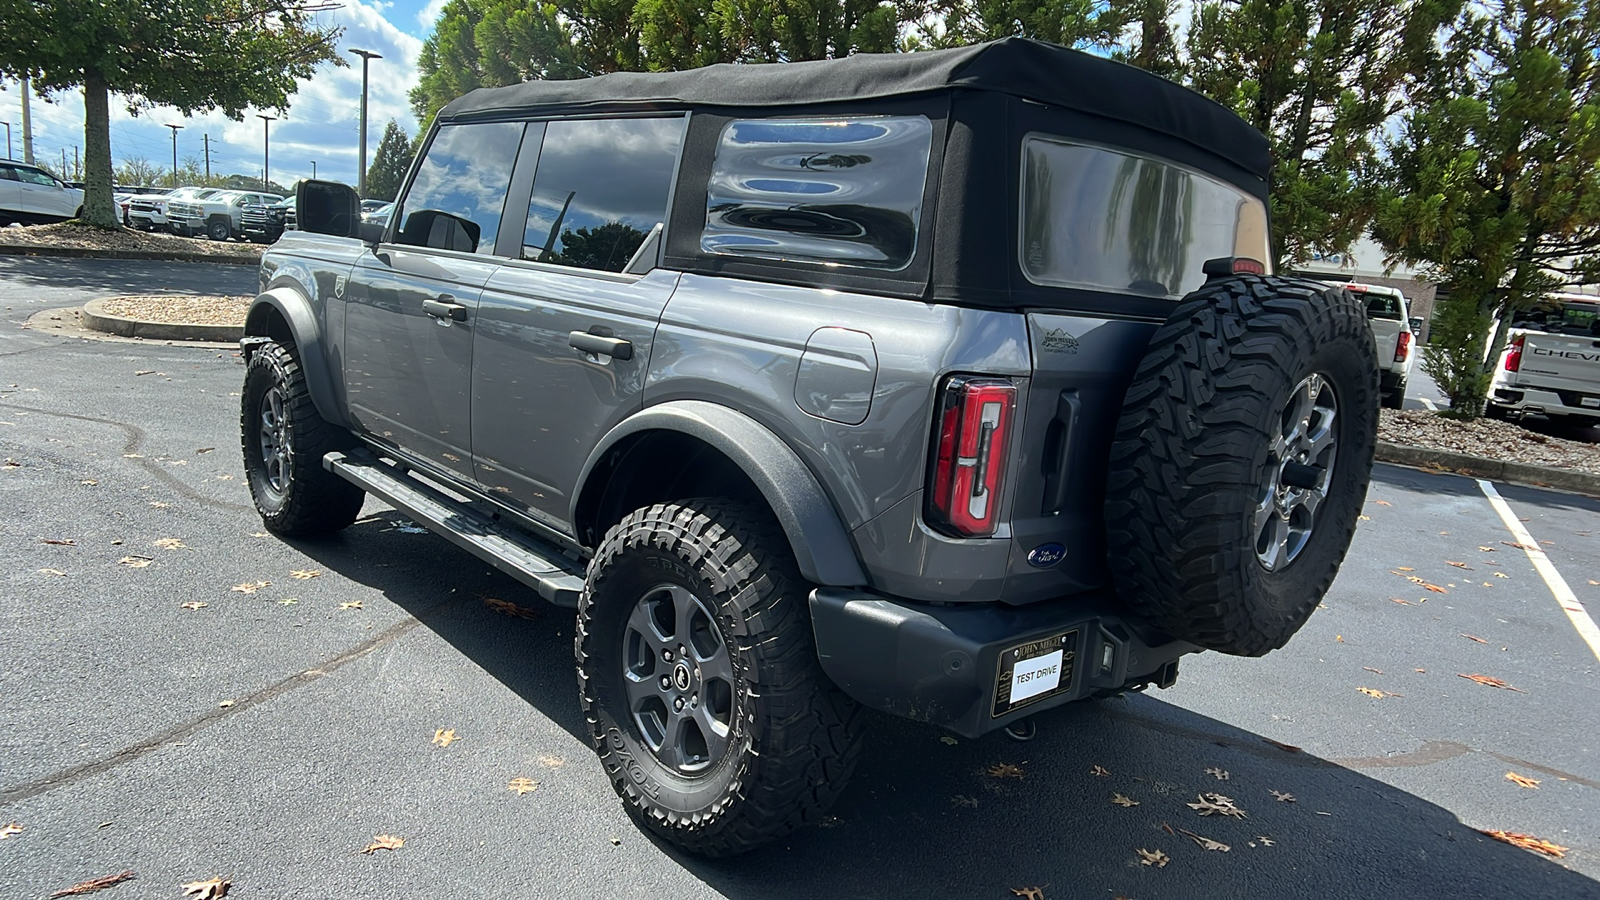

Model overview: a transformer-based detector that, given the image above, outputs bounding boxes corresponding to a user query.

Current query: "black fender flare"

[241,288,350,430]
[575,401,867,587]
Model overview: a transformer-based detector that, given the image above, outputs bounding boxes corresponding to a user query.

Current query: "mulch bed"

[1379,409,1600,475]
[0,221,263,259]
[96,295,251,326]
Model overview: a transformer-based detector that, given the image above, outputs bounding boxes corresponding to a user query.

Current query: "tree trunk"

[79,71,119,229]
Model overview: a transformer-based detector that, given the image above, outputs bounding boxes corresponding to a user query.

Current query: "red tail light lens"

[928,376,1015,537]
[1505,334,1525,372]
[1395,329,1412,364]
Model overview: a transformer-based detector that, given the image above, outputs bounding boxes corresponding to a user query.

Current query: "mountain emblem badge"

[1041,328,1079,354]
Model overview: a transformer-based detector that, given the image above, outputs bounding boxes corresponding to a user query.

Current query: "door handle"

[423,298,468,322]
[569,331,633,361]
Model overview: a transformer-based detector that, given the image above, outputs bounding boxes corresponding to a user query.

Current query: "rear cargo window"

[703,115,932,270]
[1019,136,1271,299]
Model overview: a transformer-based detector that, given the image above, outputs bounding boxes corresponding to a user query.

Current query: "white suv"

[0,162,84,225]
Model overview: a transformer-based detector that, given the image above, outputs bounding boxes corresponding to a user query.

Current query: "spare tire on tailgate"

[1104,275,1378,657]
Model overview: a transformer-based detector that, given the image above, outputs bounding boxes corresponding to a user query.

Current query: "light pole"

[311,160,316,179]
[165,123,183,187]
[3,121,11,160]
[349,48,382,198]
[256,114,276,190]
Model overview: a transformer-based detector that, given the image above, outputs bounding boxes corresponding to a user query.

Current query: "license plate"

[1582,397,1600,408]
[993,630,1077,717]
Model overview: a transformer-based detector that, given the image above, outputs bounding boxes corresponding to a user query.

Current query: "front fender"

[576,400,867,587]
[242,287,349,430]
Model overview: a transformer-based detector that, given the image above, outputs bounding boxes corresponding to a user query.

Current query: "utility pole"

[165,123,183,187]
[3,122,11,160]
[73,145,79,181]
[349,48,382,198]
[256,114,276,190]
[203,134,212,182]
[61,147,66,175]
[20,75,33,163]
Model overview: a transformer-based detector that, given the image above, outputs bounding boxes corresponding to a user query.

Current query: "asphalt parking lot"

[1,257,1597,900]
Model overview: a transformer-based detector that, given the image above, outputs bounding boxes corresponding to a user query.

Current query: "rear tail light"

[1202,257,1267,279]
[928,376,1015,538]
[1395,329,1412,363]
[1505,334,1525,372]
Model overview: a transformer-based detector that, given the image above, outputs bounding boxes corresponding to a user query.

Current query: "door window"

[521,117,685,272]
[396,121,525,256]
[14,167,59,187]
[0,167,16,182]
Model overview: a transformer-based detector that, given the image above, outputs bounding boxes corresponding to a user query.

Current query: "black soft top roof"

[438,37,1270,179]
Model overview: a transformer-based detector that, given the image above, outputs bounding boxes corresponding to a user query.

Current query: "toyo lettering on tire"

[1103,275,1378,657]
[576,499,864,856]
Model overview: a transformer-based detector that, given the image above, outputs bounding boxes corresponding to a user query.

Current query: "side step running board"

[323,450,586,608]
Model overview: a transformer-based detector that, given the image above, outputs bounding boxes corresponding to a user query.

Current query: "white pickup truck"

[1488,294,1600,422]
[1348,283,1415,409]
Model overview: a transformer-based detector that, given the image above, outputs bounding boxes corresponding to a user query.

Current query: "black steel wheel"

[577,500,864,856]
[240,340,364,536]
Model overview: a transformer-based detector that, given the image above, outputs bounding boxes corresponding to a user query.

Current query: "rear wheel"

[577,500,864,856]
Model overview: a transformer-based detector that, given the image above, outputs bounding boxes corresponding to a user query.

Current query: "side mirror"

[296,180,361,239]
[357,221,386,245]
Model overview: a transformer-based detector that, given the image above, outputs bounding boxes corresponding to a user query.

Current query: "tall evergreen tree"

[364,121,415,202]
[0,0,342,228]
[1374,0,1600,415]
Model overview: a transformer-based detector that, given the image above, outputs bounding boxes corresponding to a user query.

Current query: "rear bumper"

[810,588,1195,738]
[1490,386,1600,420]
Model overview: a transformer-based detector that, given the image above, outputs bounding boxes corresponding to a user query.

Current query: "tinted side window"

[0,167,16,182]
[702,116,932,271]
[397,121,525,255]
[522,117,685,272]
[15,167,58,187]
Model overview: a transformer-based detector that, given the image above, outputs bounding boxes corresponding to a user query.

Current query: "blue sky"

[3,0,447,187]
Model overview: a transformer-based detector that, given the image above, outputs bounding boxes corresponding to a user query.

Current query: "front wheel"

[208,218,233,241]
[240,340,365,536]
[577,500,864,856]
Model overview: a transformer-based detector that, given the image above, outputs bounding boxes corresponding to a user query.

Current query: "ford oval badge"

[1027,543,1066,568]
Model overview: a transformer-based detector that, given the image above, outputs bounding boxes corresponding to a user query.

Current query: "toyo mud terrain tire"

[1104,275,1378,657]
[576,500,865,856]
[241,340,365,537]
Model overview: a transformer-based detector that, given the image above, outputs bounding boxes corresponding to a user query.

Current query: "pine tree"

[365,121,414,202]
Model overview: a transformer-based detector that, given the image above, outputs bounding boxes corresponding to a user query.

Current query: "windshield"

[1019,135,1271,300]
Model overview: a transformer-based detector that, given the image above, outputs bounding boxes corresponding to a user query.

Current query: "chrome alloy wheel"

[258,386,293,495]
[1254,373,1338,571]
[621,583,736,774]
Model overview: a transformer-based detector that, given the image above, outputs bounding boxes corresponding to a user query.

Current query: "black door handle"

[569,331,633,361]
[423,298,468,322]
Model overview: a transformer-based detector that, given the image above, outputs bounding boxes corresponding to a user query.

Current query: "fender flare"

[575,400,867,587]
[242,288,350,430]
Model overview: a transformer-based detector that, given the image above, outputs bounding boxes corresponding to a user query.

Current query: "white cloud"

[417,0,449,33]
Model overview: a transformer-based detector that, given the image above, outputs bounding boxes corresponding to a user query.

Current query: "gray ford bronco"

[239,37,1377,856]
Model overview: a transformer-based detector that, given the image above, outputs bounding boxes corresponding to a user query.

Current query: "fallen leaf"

[250,532,269,538]
[153,538,187,550]
[1011,888,1047,900]
[230,581,270,594]
[41,538,76,545]
[1135,848,1169,868]
[290,569,321,580]
[361,834,404,854]
[1358,515,1370,521]
[1461,633,1488,644]
[195,447,215,454]
[1173,825,1231,852]
[0,822,20,839]
[1256,835,1276,847]
[1591,580,1600,586]
[1204,767,1230,780]
[134,369,155,376]
[180,602,207,610]
[1187,793,1247,818]
[149,501,169,509]
[218,701,234,708]
[1505,772,1541,789]
[1478,830,1567,858]
[1358,687,1392,698]
[950,794,979,808]
[339,601,363,610]
[1501,541,1534,550]
[276,598,298,606]
[1390,597,1412,605]
[939,735,958,745]
[609,837,621,846]
[181,877,230,899]
[1373,500,1392,506]
[80,479,98,486]
[507,777,539,796]
[1424,583,1448,594]
[1458,673,1524,692]
[1539,540,1554,546]
[433,728,457,748]
[1395,567,1415,572]
[1363,667,1384,675]
[1415,668,1427,673]
[537,755,565,768]
[49,871,135,897]
[1447,561,1472,570]
[118,556,152,568]
[1262,739,1303,753]
[1479,546,1495,552]
[1270,790,1296,802]
[1335,634,1344,643]
[1111,793,1139,807]
[38,568,67,577]
[482,596,541,620]
[2,458,19,468]
[1089,764,1110,777]
[167,459,187,466]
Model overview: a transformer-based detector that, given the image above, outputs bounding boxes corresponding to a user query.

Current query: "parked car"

[126,186,219,231]
[1487,293,1600,422]
[1346,283,1414,409]
[169,190,283,240]
[361,201,392,227]
[0,161,84,225]
[241,37,1378,856]
[241,196,295,243]
[360,198,387,216]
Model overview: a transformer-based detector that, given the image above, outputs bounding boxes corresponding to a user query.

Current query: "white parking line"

[1477,479,1600,664]
[1419,396,1438,411]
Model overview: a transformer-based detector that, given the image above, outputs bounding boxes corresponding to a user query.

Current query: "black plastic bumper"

[809,588,1195,738]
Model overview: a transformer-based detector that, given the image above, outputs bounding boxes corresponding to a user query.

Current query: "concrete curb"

[1376,440,1600,498]
[81,297,244,342]
[0,243,260,266]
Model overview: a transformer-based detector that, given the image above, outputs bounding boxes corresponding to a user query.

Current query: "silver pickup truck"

[1488,294,1600,422]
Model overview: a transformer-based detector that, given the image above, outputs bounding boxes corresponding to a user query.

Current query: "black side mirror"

[296,180,362,239]
[357,221,386,245]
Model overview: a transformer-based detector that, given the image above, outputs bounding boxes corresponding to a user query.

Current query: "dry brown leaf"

[80,479,98,486]
[276,598,298,606]
[508,777,539,796]
[0,822,20,839]
[1447,561,1472,569]
[1479,546,1496,552]
[153,538,186,550]
[49,871,135,897]
[1270,790,1296,802]
[1363,666,1383,675]
[1358,514,1370,520]
[181,877,230,899]
[1591,580,1600,586]
[1204,767,1230,780]
[1390,598,1412,605]
[1186,793,1247,818]
[1501,541,1534,550]
[1415,668,1427,673]
[1494,572,1509,578]
[1461,633,1488,644]
[289,569,321,580]
[230,581,269,594]
[1505,772,1541,789]
[117,556,152,568]
[180,602,207,610]
[1424,583,1448,594]
[41,538,76,546]
[1256,835,1276,847]
[432,728,457,748]
[1173,825,1231,851]
[1011,888,1047,900]
[339,601,364,610]
[195,447,215,454]
[1373,500,1392,506]
[1357,687,1392,698]
[361,834,404,854]
[1479,830,1567,858]
[1136,848,1169,868]
[1458,673,1524,692]
[483,597,541,620]
[988,763,1026,778]
[1111,793,1139,807]
[38,568,67,577]
[1395,567,1415,572]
